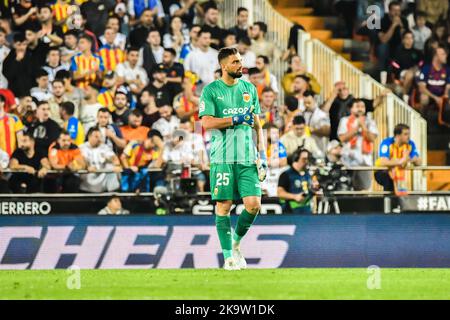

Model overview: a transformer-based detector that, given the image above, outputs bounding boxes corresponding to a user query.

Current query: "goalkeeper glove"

[256,151,268,182]
[232,106,254,127]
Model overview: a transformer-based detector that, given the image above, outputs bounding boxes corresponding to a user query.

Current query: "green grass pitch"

[1,269,450,300]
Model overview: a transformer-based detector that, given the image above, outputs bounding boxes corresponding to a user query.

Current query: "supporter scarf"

[346,115,373,154]
[388,144,410,196]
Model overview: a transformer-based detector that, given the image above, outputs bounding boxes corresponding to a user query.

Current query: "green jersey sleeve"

[199,85,216,118]
[252,84,261,114]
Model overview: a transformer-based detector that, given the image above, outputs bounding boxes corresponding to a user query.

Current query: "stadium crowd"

[0,0,425,201]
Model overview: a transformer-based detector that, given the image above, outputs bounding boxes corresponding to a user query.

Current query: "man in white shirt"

[116,47,148,96]
[30,69,53,102]
[238,36,256,69]
[183,29,218,85]
[162,129,193,164]
[152,104,180,139]
[99,15,127,51]
[79,126,121,193]
[0,27,10,89]
[303,91,330,154]
[255,55,279,95]
[138,29,164,68]
[79,85,103,132]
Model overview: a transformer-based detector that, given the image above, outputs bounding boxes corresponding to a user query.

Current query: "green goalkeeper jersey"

[199,79,261,165]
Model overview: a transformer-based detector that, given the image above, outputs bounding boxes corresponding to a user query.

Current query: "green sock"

[233,209,258,244]
[215,215,232,259]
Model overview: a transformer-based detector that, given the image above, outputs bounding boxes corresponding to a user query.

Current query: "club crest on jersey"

[243,92,251,103]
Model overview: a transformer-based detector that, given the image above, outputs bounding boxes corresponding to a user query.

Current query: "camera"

[313,161,352,194]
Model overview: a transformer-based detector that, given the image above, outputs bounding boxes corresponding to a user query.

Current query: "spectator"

[37,5,63,46]
[282,55,321,95]
[3,32,34,97]
[48,130,86,193]
[55,69,85,111]
[277,148,317,214]
[138,89,160,127]
[11,0,38,32]
[48,79,67,127]
[377,1,409,70]
[337,99,379,191]
[80,126,121,193]
[96,107,127,151]
[173,76,199,122]
[0,88,17,114]
[183,29,218,86]
[417,0,448,26]
[99,15,127,51]
[163,16,189,57]
[60,101,85,146]
[120,109,150,143]
[179,24,201,63]
[162,128,193,165]
[116,47,149,96]
[250,21,278,62]
[60,30,79,68]
[0,94,24,157]
[97,72,118,109]
[9,133,50,193]
[27,101,61,157]
[146,63,173,106]
[255,55,279,95]
[97,27,126,73]
[42,47,67,83]
[79,84,103,132]
[326,139,343,164]
[417,46,450,117]
[98,195,130,215]
[223,31,237,48]
[411,11,432,52]
[25,24,50,72]
[237,36,256,69]
[129,9,156,48]
[169,0,204,29]
[70,34,105,89]
[127,0,159,25]
[152,104,180,139]
[0,147,10,193]
[229,7,250,42]
[111,89,131,127]
[375,123,421,195]
[201,5,225,50]
[389,30,424,96]
[120,129,164,192]
[80,0,115,38]
[30,69,52,101]
[162,48,184,97]
[138,28,164,77]
[290,74,310,111]
[0,27,11,89]
[303,91,331,153]
[259,87,284,129]
[280,115,323,159]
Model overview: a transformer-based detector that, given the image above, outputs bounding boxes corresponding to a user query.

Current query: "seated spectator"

[152,104,180,139]
[55,69,85,111]
[60,30,79,68]
[162,128,193,165]
[120,129,164,192]
[250,21,278,62]
[388,30,423,96]
[25,24,50,73]
[9,134,50,193]
[179,24,201,64]
[146,63,173,106]
[173,76,199,123]
[303,91,331,154]
[163,16,189,57]
[129,9,156,48]
[98,195,130,215]
[416,46,450,118]
[375,123,421,195]
[229,7,250,42]
[417,0,448,26]
[48,130,86,193]
[237,36,256,69]
[338,99,379,191]
[202,5,225,50]
[183,29,218,86]
[48,79,68,126]
[120,109,150,143]
[277,148,317,214]
[42,47,67,84]
[96,107,127,152]
[30,69,52,102]
[111,89,131,126]
[115,47,149,96]
[79,84,103,132]
[282,55,321,95]
[0,94,24,157]
[259,87,284,129]
[255,55,279,95]
[280,115,323,159]
[27,101,61,157]
[138,89,160,127]
[411,11,432,52]
[290,74,310,112]
[223,31,237,48]
[127,0,160,27]
[80,127,121,193]
[0,147,10,193]
[162,48,184,98]
[60,101,85,146]
[138,28,164,77]
[326,140,343,164]
[97,26,126,72]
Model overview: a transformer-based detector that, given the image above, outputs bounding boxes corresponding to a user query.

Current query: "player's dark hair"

[394,123,410,136]
[253,21,268,34]
[218,47,239,63]
[60,101,75,116]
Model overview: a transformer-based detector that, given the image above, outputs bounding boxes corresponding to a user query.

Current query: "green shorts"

[210,163,262,201]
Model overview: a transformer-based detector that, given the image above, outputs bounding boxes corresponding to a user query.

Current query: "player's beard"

[228,70,243,79]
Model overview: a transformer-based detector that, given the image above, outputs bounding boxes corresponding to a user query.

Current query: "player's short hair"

[218,47,239,63]
[394,123,410,136]
[60,101,75,116]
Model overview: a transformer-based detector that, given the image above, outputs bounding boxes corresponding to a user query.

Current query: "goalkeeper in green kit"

[199,47,268,270]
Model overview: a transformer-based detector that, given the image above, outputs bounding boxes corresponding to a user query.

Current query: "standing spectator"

[120,109,150,143]
[259,87,284,129]
[98,196,130,215]
[60,101,85,146]
[55,70,85,112]
[255,55,279,95]
[99,15,127,51]
[411,11,432,52]
[229,7,250,42]
[79,85,103,132]
[37,5,63,46]
[70,34,105,89]
[377,1,409,70]
[375,123,421,194]
[96,107,127,151]
[127,0,159,25]
[129,9,156,48]
[337,99,378,191]
[163,16,189,57]
[162,48,184,98]
[250,21,277,62]
[146,63,173,106]
[173,76,200,122]
[237,36,256,69]
[97,27,126,73]
[0,27,11,89]
[184,29,218,86]
[42,47,67,83]
[138,28,164,77]
[60,30,79,68]
[25,24,50,72]
[3,33,34,97]
[80,0,115,38]
[223,30,237,48]
[80,127,121,193]
[152,104,180,139]
[282,55,321,95]
[9,134,50,193]
[11,0,38,32]
[169,0,204,29]
[138,89,160,127]
[48,79,68,127]
[27,101,61,157]
[303,91,331,153]
[0,94,24,157]
[48,130,86,193]
[30,69,52,102]
[201,5,225,50]
[111,89,131,127]
[116,47,149,96]
[179,24,201,63]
